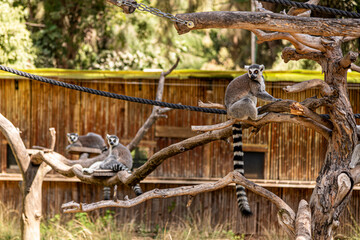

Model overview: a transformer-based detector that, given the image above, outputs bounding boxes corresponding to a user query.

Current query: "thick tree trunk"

[309,46,357,239]
[0,113,51,240]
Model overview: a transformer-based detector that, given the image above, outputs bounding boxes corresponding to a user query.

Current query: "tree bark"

[308,44,357,239]
[0,113,52,240]
[174,11,360,37]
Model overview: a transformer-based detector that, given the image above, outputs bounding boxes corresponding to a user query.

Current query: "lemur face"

[67,133,79,144]
[106,134,119,147]
[245,64,265,81]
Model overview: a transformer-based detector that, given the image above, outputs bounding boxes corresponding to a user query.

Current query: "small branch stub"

[295,200,312,240]
[334,173,352,207]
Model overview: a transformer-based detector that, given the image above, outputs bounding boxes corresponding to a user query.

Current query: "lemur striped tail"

[112,163,143,196]
[232,123,252,217]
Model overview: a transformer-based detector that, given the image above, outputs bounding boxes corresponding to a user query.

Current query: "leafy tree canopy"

[6,0,360,70]
[0,0,35,68]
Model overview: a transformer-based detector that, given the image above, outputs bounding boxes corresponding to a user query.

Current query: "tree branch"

[0,113,30,175]
[351,63,360,73]
[191,119,236,132]
[334,173,352,207]
[125,127,232,185]
[289,102,332,130]
[339,52,359,69]
[106,0,137,14]
[258,97,327,114]
[241,113,331,140]
[282,47,324,64]
[61,171,296,237]
[350,165,360,185]
[174,11,360,37]
[289,33,326,52]
[198,100,226,109]
[295,200,312,240]
[251,29,321,54]
[283,79,333,96]
[127,58,179,151]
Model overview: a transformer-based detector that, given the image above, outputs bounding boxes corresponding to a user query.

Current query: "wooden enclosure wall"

[0,76,331,180]
[0,72,359,236]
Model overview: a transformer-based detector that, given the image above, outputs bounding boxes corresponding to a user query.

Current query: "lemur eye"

[254,70,259,74]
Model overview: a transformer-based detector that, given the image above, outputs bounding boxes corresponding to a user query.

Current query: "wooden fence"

[0,69,360,236]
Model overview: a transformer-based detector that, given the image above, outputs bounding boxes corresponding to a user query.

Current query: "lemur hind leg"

[228,98,257,120]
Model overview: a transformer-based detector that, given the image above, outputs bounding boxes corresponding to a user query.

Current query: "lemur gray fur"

[66,132,108,153]
[83,134,142,196]
[225,64,280,216]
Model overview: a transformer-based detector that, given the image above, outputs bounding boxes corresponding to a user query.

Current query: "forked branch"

[61,171,296,237]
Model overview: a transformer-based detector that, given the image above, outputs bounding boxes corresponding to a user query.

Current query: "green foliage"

[0,202,20,240]
[0,1,35,68]
[6,0,360,70]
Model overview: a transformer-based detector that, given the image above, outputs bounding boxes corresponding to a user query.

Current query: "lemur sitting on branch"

[225,64,280,216]
[82,134,143,196]
[66,132,108,153]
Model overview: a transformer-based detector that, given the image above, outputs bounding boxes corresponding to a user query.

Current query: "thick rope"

[260,0,360,18]
[0,65,227,115]
[1,65,360,120]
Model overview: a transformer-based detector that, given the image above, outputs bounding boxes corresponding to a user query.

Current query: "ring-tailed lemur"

[225,64,280,216]
[66,132,108,153]
[83,134,142,196]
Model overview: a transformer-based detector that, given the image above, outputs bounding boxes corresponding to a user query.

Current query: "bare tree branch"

[258,97,327,114]
[287,0,320,17]
[283,79,333,96]
[0,113,30,175]
[127,58,179,151]
[252,29,321,54]
[106,0,137,14]
[198,100,226,109]
[282,47,324,64]
[350,165,360,185]
[125,127,232,185]
[174,11,360,37]
[61,171,296,237]
[289,33,326,52]
[339,52,359,69]
[334,173,352,207]
[295,200,312,240]
[289,102,332,129]
[49,128,56,151]
[241,113,331,140]
[191,119,236,132]
[351,63,360,73]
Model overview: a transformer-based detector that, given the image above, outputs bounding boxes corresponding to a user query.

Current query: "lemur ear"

[244,65,250,70]
[106,134,110,138]
[260,65,265,71]
[67,133,70,137]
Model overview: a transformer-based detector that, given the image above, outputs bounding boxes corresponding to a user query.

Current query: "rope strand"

[1,65,360,120]
[0,65,227,115]
[260,0,360,18]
